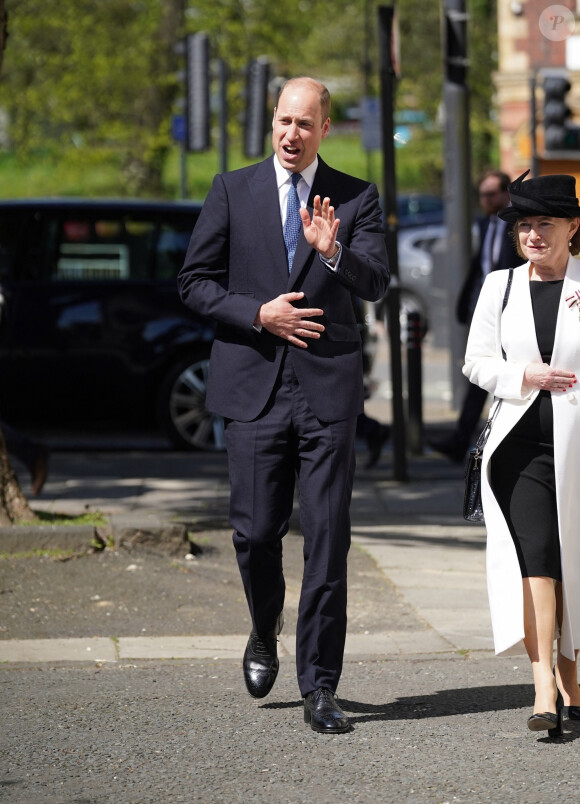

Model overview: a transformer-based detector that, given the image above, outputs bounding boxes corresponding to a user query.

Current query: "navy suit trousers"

[225,349,357,697]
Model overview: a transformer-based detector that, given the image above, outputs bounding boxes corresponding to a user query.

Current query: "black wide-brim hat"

[498,169,580,222]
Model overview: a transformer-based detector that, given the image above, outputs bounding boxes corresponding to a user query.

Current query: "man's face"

[478,176,509,215]
[272,84,330,174]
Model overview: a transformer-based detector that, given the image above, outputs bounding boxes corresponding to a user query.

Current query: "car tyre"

[158,354,225,451]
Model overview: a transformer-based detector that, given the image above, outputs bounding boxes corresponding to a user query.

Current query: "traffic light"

[244,58,270,158]
[542,71,580,152]
[186,33,210,152]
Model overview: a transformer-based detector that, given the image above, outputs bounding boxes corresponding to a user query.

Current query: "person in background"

[463,170,580,737]
[178,77,389,733]
[429,170,525,462]
[354,296,390,469]
[356,411,390,469]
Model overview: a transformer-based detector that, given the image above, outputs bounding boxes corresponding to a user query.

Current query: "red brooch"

[566,290,580,321]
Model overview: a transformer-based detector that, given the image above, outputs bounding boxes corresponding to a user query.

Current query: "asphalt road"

[2,656,579,804]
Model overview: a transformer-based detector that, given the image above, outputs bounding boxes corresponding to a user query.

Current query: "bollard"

[406,311,424,455]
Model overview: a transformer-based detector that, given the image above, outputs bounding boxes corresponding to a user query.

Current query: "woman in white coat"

[463,171,580,737]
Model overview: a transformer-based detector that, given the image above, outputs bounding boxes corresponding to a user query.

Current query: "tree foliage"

[0,0,6,76]
[2,0,185,195]
[0,0,499,195]
[468,0,499,177]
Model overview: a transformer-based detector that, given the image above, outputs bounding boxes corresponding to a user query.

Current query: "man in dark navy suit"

[429,170,524,462]
[178,77,389,733]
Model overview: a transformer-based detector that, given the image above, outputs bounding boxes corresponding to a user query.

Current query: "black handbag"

[462,267,513,523]
[463,403,501,521]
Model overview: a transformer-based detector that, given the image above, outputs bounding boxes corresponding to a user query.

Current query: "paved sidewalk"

[0,443,491,664]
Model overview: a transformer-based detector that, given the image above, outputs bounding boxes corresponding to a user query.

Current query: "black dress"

[490,280,563,582]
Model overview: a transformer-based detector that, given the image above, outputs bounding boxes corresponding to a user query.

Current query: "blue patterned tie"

[283,173,302,272]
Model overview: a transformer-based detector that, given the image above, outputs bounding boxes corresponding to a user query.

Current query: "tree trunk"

[123,0,184,195]
[0,6,33,525]
[0,0,6,77]
[0,425,37,525]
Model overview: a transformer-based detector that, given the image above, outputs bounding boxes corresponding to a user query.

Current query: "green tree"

[469,0,499,178]
[392,1,499,191]
[0,0,6,76]
[0,0,37,524]
[0,0,499,196]
[2,0,185,195]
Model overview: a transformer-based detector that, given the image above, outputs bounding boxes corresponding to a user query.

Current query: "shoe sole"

[303,709,350,734]
[307,723,350,734]
[527,715,557,732]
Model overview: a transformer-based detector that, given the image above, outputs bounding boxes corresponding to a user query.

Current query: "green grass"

[0,548,79,560]
[17,510,109,527]
[0,128,443,201]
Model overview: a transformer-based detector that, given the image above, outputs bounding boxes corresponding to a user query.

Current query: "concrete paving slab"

[352,519,492,655]
[117,635,248,660]
[0,524,97,553]
[400,586,489,610]
[0,637,117,663]
[0,631,464,664]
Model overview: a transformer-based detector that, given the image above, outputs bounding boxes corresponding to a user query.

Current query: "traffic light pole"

[378,4,408,482]
[443,0,472,410]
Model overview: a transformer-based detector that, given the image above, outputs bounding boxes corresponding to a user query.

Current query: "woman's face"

[517,215,579,269]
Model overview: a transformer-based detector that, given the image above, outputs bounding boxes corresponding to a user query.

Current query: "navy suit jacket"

[178,155,390,422]
[457,215,524,324]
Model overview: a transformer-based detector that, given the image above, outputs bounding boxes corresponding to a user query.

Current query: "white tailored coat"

[463,257,580,660]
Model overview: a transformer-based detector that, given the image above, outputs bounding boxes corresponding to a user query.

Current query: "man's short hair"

[278,77,331,122]
[478,170,511,192]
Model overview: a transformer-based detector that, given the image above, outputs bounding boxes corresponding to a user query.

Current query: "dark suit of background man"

[429,170,524,462]
[178,77,389,733]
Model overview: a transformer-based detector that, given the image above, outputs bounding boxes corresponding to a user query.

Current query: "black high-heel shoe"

[527,690,564,737]
[548,689,564,737]
[554,664,580,721]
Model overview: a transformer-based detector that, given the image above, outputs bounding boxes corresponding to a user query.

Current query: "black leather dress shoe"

[242,613,283,699]
[303,688,350,734]
[568,705,580,720]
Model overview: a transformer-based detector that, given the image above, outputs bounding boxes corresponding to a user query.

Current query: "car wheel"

[158,355,225,451]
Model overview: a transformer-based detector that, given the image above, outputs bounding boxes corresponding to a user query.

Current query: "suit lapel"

[248,157,292,283]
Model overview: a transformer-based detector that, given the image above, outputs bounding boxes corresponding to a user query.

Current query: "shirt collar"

[274,154,318,191]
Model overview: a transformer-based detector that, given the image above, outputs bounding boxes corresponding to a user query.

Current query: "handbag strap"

[501,266,514,313]
[477,266,514,451]
[500,266,513,360]
[475,400,501,450]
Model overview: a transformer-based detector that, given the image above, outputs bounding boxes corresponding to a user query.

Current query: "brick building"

[495,0,580,180]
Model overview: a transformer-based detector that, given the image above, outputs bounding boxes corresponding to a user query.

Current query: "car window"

[156,218,195,280]
[0,206,200,284]
[415,197,443,214]
[53,216,155,281]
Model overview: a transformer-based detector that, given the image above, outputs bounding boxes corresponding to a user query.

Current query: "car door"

[0,203,207,426]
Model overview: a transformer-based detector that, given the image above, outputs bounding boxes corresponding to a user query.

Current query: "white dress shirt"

[273,155,342,270]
